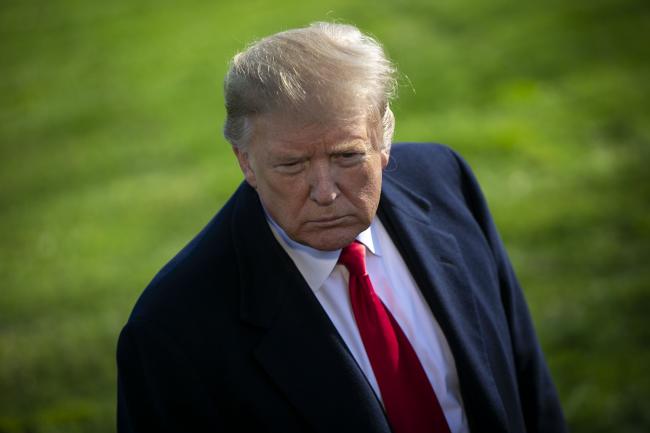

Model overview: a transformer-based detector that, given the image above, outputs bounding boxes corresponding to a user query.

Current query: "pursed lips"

[307,215,350,227]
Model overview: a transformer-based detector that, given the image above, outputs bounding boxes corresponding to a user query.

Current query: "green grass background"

[1,0,648,431]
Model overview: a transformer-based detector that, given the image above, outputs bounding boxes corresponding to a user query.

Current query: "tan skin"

[234,114,389,251]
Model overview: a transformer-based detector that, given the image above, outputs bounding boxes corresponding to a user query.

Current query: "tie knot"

[338,241,367,276]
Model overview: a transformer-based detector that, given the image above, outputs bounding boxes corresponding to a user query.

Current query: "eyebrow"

[268,153,308,164]
[328,139,369,152]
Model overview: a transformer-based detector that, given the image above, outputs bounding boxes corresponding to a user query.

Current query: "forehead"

[250,113,371,152]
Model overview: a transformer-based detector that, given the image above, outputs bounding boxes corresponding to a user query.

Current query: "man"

[117,22,566,433]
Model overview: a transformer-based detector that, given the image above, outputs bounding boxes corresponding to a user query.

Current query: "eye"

[275,160,305,174]
[335,152,364,166]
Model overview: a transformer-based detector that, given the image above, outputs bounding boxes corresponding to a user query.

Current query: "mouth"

[308,216,349,228]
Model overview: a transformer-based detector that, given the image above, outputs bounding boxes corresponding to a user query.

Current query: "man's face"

[234,114,389,251]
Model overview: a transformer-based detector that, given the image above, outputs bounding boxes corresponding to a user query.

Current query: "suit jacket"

[117,143,566,433]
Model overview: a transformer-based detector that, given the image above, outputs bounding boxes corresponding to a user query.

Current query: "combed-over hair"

[223,22,397,150]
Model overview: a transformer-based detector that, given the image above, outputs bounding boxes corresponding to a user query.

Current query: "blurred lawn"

[1,0,649,432]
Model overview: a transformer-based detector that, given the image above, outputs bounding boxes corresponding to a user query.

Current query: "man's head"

[223,22,397,250]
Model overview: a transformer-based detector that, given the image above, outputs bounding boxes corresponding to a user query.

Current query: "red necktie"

[339,241,451,433]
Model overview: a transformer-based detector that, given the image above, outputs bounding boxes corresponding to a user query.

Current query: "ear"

[380,147,390,170]
[233,146,257,189]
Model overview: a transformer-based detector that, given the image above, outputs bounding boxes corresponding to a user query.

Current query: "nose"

[309,162,339,206]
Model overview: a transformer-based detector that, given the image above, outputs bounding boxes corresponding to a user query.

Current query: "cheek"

[261,175,309,214]
[344,167,383,210]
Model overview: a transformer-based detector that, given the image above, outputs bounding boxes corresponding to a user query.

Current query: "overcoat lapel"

[231,183,391,433]
[378,174,509,432]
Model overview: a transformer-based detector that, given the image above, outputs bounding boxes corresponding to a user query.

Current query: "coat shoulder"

[125,184,246,329]
[389,142,460,172]
[386,142,466,194]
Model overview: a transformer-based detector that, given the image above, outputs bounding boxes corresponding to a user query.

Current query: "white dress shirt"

[267,216,470,433]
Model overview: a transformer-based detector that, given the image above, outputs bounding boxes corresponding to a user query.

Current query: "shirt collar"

[266,213,382,292]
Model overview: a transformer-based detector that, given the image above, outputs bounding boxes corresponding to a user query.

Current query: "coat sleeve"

[447,147,568,433]
[116,319,223,433]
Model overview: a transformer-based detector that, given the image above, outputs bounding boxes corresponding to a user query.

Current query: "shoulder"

[390,142,451,156]
[389,142,457,162]
[125,184,251,329]
[389,142,465,175]
[385,142,469,193]
[382,142,492,240]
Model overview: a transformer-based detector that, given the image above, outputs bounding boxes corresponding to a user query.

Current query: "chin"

[306,240,350,251]
[300,228,363,251]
